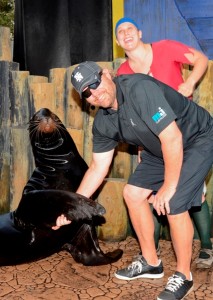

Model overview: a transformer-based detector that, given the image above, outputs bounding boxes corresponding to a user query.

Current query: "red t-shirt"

[116,40,192,91]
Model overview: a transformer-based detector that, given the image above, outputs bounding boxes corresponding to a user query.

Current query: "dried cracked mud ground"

[0,237,212,300]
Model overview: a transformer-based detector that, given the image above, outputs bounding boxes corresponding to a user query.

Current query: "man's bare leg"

[167,211,194,279]
[123,184,159,265]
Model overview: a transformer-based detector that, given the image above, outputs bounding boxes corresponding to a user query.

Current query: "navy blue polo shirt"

[92,74,212,158]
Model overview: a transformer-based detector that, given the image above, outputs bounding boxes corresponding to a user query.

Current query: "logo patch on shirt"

[152,107,167,124]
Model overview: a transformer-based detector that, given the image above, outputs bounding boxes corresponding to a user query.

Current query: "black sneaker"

[114,255,164,280]
[196,246,213,269]
[157,271,193,300]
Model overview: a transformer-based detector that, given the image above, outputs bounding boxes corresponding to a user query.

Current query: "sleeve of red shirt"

[163,40,193,64]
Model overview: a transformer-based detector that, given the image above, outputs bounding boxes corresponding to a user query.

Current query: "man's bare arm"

[153,121,183,215]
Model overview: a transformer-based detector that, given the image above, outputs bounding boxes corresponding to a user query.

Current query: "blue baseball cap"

[115,17,139,35]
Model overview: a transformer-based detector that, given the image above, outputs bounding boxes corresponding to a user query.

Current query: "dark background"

[13,0,112,76]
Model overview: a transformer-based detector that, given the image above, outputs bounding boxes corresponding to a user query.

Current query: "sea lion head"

[28,108,66,151]
[27,108,88,183]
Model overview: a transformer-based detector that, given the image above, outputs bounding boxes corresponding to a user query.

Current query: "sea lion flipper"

[66,193,106,221]
[15,190,105,229]
[63,223,123,266]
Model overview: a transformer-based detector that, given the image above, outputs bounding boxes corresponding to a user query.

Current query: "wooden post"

[97,178,128,241]
[49,68,67,123]
[27,75,48,115]
[0,61,19,212]
[109,143,132,179]
[10,71,30,126]
[29,82,55,114]
[66,66,84,129]
[0,27,12,61]
[83,103,99,165]
[113,57,126,74]
[10,128,31,210]
[67,128,85,158]
[194,61,213,114]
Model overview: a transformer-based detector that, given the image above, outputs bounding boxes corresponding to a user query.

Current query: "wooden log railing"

[0,26,212,241]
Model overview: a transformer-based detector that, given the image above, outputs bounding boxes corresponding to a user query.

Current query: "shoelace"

[127,256,143,274]
[166,275,184,292]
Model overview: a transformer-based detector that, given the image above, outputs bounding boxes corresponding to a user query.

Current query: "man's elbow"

[90,161,110,178]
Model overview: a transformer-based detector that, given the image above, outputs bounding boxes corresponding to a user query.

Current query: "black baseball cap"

[71,61,102,98]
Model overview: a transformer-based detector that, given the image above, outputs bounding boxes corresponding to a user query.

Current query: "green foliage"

[0,0,15,38]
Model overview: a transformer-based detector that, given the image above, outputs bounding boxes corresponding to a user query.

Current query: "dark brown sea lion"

[0,108,123,266]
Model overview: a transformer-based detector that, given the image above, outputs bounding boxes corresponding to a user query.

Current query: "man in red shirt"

[115,17,212,269]
[115,17,208,96]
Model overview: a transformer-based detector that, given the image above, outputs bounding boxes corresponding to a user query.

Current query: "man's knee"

[167,211,191,226]
[123,184,152,206]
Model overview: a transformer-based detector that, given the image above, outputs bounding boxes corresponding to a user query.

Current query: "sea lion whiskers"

[28,115,67,143]
[51,123,69,141]
[28,125,40,143]
[30,117,56,134]
[28,122,57,144]
[28,125,45,144]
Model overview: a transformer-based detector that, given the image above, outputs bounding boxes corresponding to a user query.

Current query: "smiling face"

[83,70,118,110]
[116,22,142,51]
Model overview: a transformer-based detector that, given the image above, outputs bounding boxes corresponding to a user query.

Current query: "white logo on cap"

[74,72,83,82]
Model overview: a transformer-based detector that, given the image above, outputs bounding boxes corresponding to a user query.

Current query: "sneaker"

[157,271,193,300]
[114,255,164,280]
[196,247,213,269]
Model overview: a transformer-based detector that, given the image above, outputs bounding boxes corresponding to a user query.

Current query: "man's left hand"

[152,185,176,215]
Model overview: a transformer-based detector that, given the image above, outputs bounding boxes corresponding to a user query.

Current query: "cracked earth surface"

[0,237,212,299]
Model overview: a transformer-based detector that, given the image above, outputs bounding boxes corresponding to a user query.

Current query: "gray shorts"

[128,131,213,215]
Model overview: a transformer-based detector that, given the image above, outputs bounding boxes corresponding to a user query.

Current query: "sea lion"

[0,108,123,266]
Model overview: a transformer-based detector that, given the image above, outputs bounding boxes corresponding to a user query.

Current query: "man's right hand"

[52,214,71,230]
